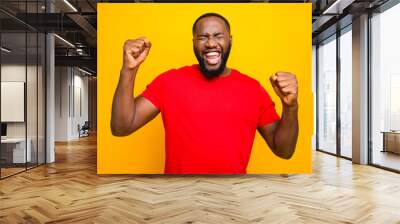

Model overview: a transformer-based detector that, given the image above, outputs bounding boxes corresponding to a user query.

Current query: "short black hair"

[192,12,230,35]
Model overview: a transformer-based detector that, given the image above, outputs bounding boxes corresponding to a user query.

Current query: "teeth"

[206,52,219,57]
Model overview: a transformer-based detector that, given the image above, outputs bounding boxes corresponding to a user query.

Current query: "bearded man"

[111,13,299,174]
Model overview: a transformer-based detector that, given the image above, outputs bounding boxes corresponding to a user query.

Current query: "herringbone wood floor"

[1,135,400,224]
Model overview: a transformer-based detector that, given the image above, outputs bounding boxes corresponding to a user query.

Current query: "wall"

[1,64,40,138]
[54,66,89,141]
[88,77,97,132]
[1,63,45,165]
[97,3,313,174]
[54,66,69,141]
[73,71,89,137]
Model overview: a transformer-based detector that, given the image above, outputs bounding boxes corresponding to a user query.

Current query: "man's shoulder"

[232,69,262,87]
[155,64,196,80]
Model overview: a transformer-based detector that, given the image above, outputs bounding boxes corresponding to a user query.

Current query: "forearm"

[111,68,137,136]
[272,105,299,159]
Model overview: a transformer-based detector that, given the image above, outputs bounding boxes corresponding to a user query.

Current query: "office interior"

[0,0,97,178]
[0,0,400,222]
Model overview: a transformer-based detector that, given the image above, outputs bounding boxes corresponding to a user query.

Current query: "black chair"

[79,121,90,138]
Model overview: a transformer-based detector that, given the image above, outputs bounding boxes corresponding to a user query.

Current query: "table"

[1,138,31,163]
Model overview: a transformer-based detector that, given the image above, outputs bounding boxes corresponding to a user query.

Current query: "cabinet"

[382,131,400,154]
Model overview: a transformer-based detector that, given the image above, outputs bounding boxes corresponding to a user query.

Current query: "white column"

[352,14,369,164]
[46,33,55,163]
[45,1,55,163]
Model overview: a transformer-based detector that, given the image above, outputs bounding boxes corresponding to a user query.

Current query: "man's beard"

[194,43,231,79]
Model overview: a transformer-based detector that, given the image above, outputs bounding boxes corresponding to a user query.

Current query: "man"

[111,13,299,174]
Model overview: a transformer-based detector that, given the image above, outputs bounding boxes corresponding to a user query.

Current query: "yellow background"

[97,3,312,174]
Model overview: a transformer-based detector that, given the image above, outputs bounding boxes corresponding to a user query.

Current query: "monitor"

[1,123,7,137]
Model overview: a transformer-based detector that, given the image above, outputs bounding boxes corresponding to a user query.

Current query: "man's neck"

[219,67,231,77]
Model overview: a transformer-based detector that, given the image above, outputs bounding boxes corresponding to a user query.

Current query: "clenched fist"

[122,37,152,71]
[270,72,298,108]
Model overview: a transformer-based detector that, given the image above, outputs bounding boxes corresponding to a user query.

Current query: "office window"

[0,1,46,179]
[339,27,352,158]
[1,31,28,178]
[371,2,400,171]
[312,45,317,151]
[317,35,337,154]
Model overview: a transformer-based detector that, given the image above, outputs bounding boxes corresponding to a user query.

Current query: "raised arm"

[111,37,159,136]
[258,72,299,159]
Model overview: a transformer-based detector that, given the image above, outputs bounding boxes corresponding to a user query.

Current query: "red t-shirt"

[141,64,280,174]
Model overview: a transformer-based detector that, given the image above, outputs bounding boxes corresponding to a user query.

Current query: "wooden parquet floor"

[1,135,400,224]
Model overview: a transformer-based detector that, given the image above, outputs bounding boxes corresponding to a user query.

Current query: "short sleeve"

[257,84,280,127]
[140,74,166,110]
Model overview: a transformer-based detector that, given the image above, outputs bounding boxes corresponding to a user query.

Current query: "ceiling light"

[322,0,355,15]
[1,47,11,53]
[77,67,93,76]
[54,34,75,48]
[63,0,78,12]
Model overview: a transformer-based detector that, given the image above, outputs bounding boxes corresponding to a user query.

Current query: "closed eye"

[197,35,207,41]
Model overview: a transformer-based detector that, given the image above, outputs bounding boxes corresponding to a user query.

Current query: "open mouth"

[204,51,221,65]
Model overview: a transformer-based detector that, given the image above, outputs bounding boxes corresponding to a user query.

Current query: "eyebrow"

[196,32,224,37]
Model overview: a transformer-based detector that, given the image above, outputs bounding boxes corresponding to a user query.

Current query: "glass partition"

[0,1,46,179]
[317,35,337,155]
[339,27,352,158]
[1,30,28,177]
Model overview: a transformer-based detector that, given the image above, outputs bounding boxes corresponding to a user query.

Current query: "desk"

[381,131,400,154]
[1,138,31,163]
